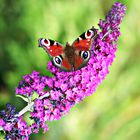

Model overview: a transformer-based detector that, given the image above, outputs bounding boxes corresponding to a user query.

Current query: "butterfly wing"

[38,38,64,57]
[72,26,98,51]
[38,38,72,71]
[72,27,98,70]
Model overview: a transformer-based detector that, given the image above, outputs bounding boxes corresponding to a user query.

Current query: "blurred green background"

[0,0,140,140]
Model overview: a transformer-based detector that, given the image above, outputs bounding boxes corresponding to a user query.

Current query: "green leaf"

[16,94,28,103]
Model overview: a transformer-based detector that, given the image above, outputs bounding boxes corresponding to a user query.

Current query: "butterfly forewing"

[72,27,98,51]
[38,38,64,57]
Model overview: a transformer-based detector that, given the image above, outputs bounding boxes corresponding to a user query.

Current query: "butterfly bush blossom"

[0,2,126,139]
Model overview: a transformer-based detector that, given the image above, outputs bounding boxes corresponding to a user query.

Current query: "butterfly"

[38,26,98,71]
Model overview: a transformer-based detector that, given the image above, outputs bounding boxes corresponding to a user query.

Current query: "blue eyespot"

[81,51,90,60]
[53,56,62,67]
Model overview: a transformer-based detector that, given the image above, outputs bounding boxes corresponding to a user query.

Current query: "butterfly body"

[65,43,75,66]
[38,27,98,71]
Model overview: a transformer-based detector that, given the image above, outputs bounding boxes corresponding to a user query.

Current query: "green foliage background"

[0,0,140,139]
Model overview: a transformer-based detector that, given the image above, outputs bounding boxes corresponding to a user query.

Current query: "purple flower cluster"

[0,104,30,140]
[16,71,46,96]
[0,2,126,139]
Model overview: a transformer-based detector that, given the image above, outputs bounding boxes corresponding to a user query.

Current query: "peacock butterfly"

[38,26,98,71]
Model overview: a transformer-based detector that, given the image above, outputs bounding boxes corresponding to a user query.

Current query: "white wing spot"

[85,30,94,39]
[41,39,45,45]
[54,42,57,45]
[50,50,52,52]
[43,39,50,47]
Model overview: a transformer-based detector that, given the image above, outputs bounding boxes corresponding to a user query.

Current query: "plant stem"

[15,92,50,117]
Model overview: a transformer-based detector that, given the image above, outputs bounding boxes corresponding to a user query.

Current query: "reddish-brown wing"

[72,27,98,51]
[38,38,72,71]
[72,27,98,70]
[38,38,64,57]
